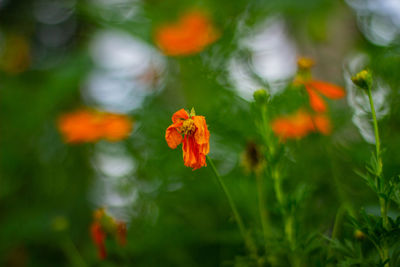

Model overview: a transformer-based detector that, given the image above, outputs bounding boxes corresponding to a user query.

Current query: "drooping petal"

[182,135,198,168]
[308,80,345,99]
[165,122,183,149]
[313,114,331,135]
[305,85,327,112]
[182,135,206,170]
[172,109,189,123]
[193,116,210,143]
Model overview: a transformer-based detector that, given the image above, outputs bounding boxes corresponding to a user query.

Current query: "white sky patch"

[347,0,400,46]
[228,16,297,101]
[83,29,165,113]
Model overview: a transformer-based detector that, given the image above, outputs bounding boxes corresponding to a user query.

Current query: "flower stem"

[256,172,270,256]
[271,167,295,250]
[366,86,389,266]
[62,236,87,267]
[206,156,259,261]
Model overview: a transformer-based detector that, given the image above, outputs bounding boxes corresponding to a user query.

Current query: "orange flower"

[271,109,331,141]
[155,10,219,56]
[304,81,345,112]
[101,114,133,141]
[90,221,107,260]
[165,108,210,170]
[58,110,103,143]
[90,208,128,260]
[58,110,133,143]
[294,57,345,113]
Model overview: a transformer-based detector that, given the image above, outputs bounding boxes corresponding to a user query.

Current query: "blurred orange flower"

[90,221,107,260]
[271,109,331,141]
[155,10,219,56]
[58,110,133,143]
[294,57,345,113]
[304,81,345,112]
[165,108,210,170]
[101,114,133,141]
[90,208,127,260]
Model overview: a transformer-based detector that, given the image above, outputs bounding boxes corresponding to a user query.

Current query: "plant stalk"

[367,86,389,266]
[256,172,270,256]
[206,156,259,261]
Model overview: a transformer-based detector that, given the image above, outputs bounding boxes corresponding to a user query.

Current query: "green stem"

[206,156,259,261]
[256,172,270,256]
[62,236,87,267]
[367,88,381,171]
[272,167,295,250]
[367,86,389,266]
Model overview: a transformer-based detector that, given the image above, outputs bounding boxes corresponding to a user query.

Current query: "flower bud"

[297,57,315,70]
[253,89,270,105]
[354,229,366,240]
[351,70,372,90]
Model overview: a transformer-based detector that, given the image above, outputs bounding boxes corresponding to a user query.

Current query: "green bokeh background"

[1,0,400,266]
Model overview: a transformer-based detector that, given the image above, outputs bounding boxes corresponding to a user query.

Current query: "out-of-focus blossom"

[294,57,345,113]
[0,34,31,74]
[155,10,219,56]
[241,141,265,174]
[90,208,127,260]
[101,114,133,141]
[116,221,127,246]
[271,109,331,141]
[90,221,107,260]
[165,108,210,170]
[58,110,133,144]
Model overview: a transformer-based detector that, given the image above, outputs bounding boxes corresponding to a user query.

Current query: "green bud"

[253,89,270,105]
[51,216,69,232]
[351,70,373,90]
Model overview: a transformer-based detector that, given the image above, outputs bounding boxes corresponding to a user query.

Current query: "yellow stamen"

[181,118,196,135]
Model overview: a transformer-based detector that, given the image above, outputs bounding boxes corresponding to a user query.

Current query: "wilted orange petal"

[313,114,331,135]
[193,116,209,143]
[165,122,183,149]
[309,80,345,99]
[305,85,327,112]
[182,135,205,170]
[172,109,189,123]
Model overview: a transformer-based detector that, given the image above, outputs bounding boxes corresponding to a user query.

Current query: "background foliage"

[1,0,400,266]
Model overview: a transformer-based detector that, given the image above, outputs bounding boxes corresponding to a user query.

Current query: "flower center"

[181,118,196,136]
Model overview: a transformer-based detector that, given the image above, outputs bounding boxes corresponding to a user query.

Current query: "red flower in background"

[165,108,210,170]
[155,10,219,56]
